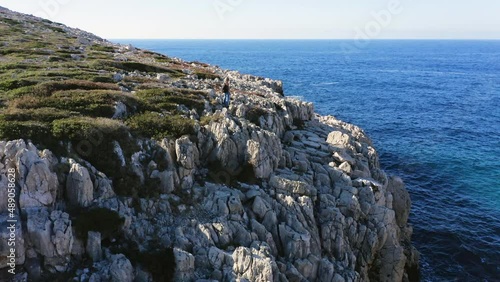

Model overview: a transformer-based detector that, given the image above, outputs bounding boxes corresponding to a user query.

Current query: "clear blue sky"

[0,0,498,39]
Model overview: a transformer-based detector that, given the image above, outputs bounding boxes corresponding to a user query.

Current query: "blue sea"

[116,39,500,281]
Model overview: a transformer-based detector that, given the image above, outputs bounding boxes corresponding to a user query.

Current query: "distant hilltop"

[0,6,419,282]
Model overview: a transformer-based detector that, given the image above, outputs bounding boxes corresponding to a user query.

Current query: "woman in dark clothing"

[222,77,230,107]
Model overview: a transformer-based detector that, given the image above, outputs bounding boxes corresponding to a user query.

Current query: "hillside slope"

[0,6,419,282]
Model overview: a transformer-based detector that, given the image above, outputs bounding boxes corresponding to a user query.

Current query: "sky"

[0,0,499,39]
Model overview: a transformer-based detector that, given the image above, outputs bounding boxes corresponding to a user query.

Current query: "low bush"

[73,208,124,240]
[0,107,77,122]
[200,114,223,126]
[293,118,306,129]
[52,116,127,142]
[0,120,52,144]
[13,90,118,117]
[89,60,185,78]
[195,71,220,80]
[48,55,70,62]
[136,88,206,114]
[52,117,136,177]
[246,107,268,125]
[91,76,115,83]
[127,111,195,139]
[0,79,38,91]
[89,45,115,52]
[1,18,21,26]
[46,25,65,33]
[111,241,176,282]
[29,79,119,97]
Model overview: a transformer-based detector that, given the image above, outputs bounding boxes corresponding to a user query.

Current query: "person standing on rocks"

[222,77,231,107]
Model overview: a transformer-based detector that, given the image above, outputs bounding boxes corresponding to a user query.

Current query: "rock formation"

[0,6,419,282]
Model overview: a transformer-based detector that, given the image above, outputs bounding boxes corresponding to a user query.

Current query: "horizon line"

[110,38,500,41]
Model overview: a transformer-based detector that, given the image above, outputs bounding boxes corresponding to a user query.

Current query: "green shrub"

[90,45,115,52]
[73,208,124,240]
[1,18,21,26]
[5,86,35,98]
[52,116,127,141]
[52,117,136,177]
[28,79,119,97]
[111,241,176,282]
[89,60,185,77]
[293,118,306,129]
[127,112,195,139]
[13,90,118,117]
[46,26,65,33]
[0,120,52,144]
[0,63,43,71]
[92,76,115,83]
[132,248,175,282]
[195,71,220,80]
[200,114,223,126]
[246,107,267,125]
[0,108,77,122]
[136,88,206,114]
[47,55,69,62]
[0,79,38,91]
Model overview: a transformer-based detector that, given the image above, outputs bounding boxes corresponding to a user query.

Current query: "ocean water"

[116,39,500,281]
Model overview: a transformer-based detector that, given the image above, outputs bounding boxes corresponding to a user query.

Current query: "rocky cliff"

[0,6,419,282]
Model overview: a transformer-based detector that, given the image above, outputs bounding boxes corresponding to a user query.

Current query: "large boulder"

[232,243,279,282]
[66,161,94,208]
[174,248,195,282]
[109,254,134,282]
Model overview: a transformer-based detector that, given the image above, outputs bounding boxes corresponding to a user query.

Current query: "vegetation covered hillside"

[0,8,233,195]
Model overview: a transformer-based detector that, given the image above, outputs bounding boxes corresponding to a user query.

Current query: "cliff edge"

[0,6,419,282]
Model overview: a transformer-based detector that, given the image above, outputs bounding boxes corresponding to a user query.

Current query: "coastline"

[0,6,419,281]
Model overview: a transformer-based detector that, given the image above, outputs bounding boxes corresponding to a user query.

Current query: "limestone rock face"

[0,100,418,282]
[26,209,73,272]
[66,160,94,208]
[246,130,282,179]
[20,161,59,209]
[175,136,199,190]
